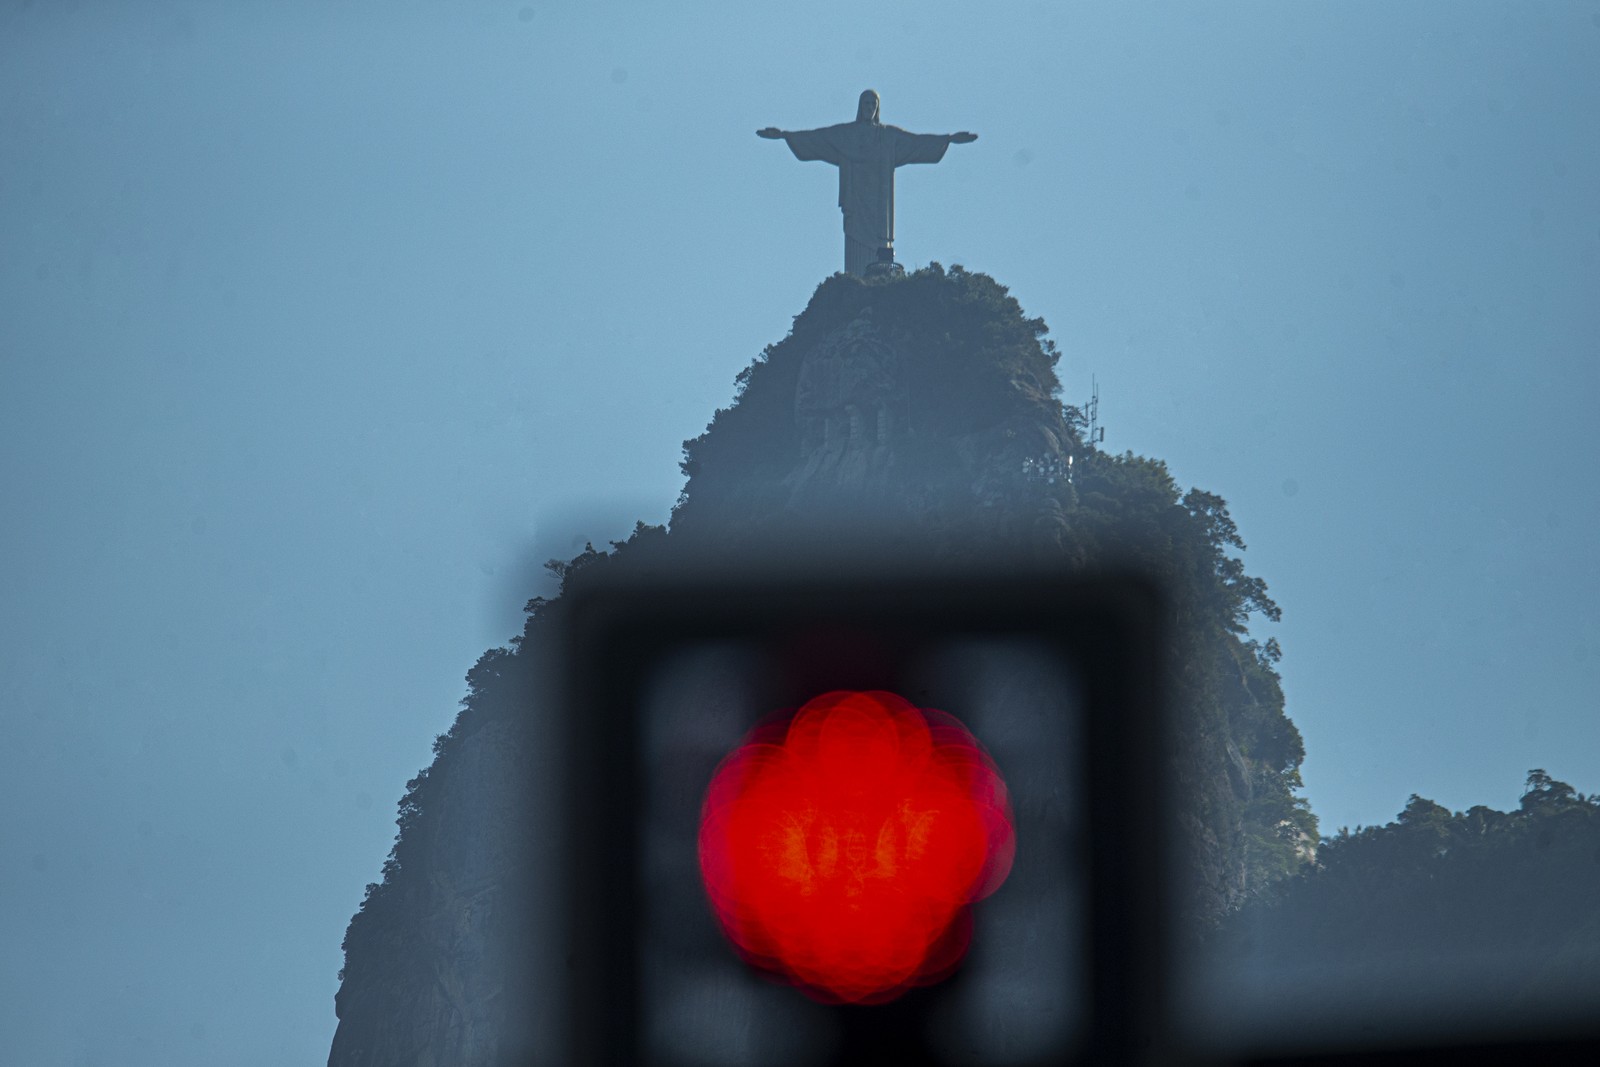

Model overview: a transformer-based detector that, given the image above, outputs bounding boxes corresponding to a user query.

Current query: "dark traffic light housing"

[550,567,1169,1066]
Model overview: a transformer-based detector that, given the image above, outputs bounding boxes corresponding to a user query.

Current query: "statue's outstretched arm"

[761,125,846,165]
[893,128,975,166]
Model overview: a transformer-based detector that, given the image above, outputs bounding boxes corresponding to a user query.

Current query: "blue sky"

[2,1,1597,1062]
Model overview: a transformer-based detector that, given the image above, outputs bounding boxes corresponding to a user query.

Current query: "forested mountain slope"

[1208,768,1600,1021]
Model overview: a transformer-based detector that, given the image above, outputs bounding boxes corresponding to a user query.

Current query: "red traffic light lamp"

[698,690,1015,1004]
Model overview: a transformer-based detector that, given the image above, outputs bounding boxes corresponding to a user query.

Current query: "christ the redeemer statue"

[759,90,977,276]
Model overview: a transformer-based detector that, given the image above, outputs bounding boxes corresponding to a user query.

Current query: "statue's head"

[856,89,880,124]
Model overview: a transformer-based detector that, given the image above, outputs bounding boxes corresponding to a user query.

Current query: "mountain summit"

[328,265,1310,1065]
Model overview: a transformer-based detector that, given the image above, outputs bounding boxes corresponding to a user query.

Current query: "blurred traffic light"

[550,567,1167,1066]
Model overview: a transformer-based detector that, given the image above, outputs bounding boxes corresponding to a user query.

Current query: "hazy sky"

[2,1,1597,1063]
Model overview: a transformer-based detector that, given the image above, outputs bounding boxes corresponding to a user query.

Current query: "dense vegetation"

[670,264,1071,545]
[1211,769,1600,1006]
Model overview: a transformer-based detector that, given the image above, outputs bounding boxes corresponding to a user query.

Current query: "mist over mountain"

[328,265,1313,1064]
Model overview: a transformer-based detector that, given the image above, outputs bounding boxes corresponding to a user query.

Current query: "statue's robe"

[779,122,954,275]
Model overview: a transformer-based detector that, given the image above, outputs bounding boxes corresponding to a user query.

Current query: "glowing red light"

[697,690,1015,1004]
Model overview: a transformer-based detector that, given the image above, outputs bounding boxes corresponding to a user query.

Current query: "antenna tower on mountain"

[1086,376,1106,448]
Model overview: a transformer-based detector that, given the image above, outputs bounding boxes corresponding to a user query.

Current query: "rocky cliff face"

[327,265,1309,1065]
[329,673,544,1067]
